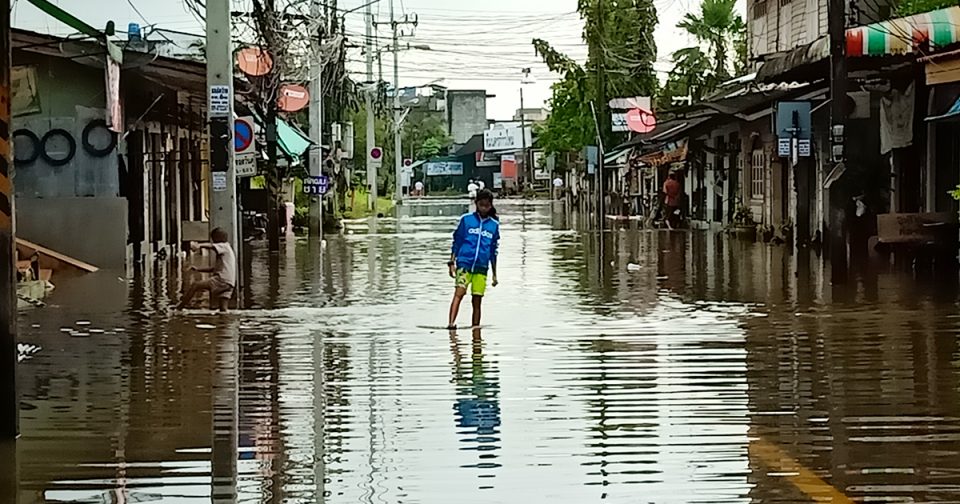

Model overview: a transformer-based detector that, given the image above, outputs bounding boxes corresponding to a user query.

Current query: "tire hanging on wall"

[12,129,41,166]
[40,129,77,167]
[81,119,118,157]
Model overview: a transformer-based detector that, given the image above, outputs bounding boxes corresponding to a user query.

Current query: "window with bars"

[751,149,764,199]
[752,0,768,19]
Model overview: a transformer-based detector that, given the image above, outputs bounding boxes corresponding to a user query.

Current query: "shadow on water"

[11,198,960,502]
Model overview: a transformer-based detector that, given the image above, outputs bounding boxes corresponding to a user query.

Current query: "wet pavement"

[8,198,960,503]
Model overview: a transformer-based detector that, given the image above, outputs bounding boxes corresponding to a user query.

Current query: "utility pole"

[828,0,848,283]
[391,0,403,204]
[520,81,529,188]
[309,0,324,238]
[206,0,239,259]
[0,0,18,439]
[365,1,377,211]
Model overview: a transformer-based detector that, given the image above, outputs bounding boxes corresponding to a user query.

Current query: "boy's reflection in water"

[450,328,502,484]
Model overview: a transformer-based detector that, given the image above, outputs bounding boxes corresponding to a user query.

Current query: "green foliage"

[896,0,956,16]
[532,0,660,156]
[662,0,746,109]
[949,184,960,202]
[402,113,451,160]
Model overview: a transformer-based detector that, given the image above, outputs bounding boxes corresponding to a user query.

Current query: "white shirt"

[553,177,564,188]
[211,242,237,286]
[467,182,479,193]
[415,181,424,191]
[477,180,486,190]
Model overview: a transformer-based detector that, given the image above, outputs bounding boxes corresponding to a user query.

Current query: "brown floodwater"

[7,199,960,503]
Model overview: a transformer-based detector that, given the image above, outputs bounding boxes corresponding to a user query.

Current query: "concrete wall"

[12,53,119,199]
[11,53,126,268]
[16,197,128,269]
[447,90,488,145]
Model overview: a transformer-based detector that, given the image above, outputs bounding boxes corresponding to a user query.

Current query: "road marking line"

[751,437,855,503]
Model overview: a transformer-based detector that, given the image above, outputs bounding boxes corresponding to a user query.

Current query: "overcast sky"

[11,0,741,119]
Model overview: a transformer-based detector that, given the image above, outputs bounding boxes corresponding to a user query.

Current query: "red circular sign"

[626,108,657,133]
[370,147,383,159]
[403,158,412,166]
[277,84,310,112]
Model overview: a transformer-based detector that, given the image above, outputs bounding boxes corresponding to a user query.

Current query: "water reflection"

[450,328,502,481]
[12,199,960,503]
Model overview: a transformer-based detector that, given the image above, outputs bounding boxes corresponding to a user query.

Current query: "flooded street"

[10,199,960,503]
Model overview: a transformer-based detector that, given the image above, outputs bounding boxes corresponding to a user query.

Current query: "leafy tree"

[660,0,746,109]
[658,47,713,110]
[402,113,451,160]
[896,0,956,16]
[532,0,660,155]
[676,0,744,81]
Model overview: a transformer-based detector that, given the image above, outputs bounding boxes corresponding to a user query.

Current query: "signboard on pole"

[212,171,228,192]
[369,146,383,169]
[612,113,629,132]
[234,116,258,177]
[209,85,231,117]
[303,175,330,195]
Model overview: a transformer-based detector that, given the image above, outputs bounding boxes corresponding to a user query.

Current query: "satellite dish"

[277,84,310,112]
[626,108,657,134]
[237,47,273,76]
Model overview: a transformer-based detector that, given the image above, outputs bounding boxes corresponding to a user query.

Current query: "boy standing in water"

[448,189,500,329]
[177,227,237,312]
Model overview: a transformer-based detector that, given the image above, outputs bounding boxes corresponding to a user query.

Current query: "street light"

[520,68,534,187]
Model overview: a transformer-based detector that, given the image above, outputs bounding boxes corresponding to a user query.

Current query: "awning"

[847,6,960,57]
[277,117,312,158]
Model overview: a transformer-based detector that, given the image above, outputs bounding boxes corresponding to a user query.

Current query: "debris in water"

[76,321,91,326]
[627,263,642,272]
[71,332,90,338]
[196,324,217,330]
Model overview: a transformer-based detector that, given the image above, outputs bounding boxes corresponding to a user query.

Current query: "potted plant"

[727,201,758,241]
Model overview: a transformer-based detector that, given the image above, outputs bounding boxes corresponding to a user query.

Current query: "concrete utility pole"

[519,72,529,188]
[206,0,239,259]
[391,0,402,204]
[0,0,18,439]
[365,1,377,211]
[828,0,848,283]
[309,0,324,238]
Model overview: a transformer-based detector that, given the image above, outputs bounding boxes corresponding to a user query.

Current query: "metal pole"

[392,0,403,204]
[0,0,18,439]
[309,0,324,238]
[365,5,377,211]
[206,0,239,260]
[520,85,528,190]
[828,0,848,283]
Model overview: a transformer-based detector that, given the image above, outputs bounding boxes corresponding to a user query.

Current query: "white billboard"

[483,127,533,151]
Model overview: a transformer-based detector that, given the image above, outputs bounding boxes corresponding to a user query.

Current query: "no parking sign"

[234,116,257,177]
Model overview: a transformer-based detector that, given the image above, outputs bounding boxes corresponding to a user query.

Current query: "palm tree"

[676,0,744,81]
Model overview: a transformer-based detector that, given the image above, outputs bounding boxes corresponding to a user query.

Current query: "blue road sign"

[303,176,330,196]
[234,119,254,152]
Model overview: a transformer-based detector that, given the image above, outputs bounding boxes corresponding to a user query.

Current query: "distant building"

[512,108,548,122]
[447,90,492,145]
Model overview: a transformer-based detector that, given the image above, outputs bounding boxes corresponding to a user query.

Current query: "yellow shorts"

[455,269,487,296]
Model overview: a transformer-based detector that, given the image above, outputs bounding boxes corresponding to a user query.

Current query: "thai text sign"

[425,161,464,176]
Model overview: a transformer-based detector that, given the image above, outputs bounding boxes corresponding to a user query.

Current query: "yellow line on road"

[751,437,854,503]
